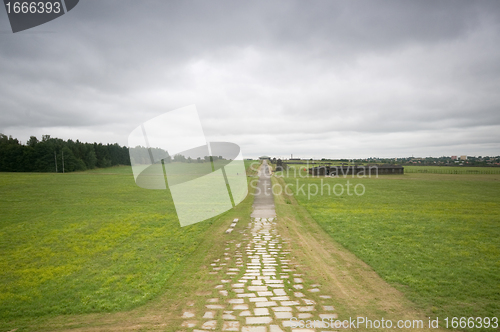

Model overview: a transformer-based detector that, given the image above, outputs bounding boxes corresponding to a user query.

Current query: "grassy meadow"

[0,161,259,324]
[277,167,500,328]
[404,165,500,174]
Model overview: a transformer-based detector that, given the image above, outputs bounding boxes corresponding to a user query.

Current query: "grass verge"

[0,163,258,331]
[276,171,500,331]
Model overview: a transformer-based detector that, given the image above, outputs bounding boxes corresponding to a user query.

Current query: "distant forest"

[0,134,130,172]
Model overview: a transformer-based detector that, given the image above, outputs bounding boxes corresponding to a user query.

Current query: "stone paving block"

[222,313,237,320]
[240,310,252,316]
[182,311,195,318]
[201,320,217,329]
[206,304,225,309]
[297,313,312,319]
[250,297,269,302]
[265,280,283,285]
[254,307,270,316]
[270,296,289,301]
[273,289,286,296]
[232,283,245,288]
[308,288,320,292]
[181,320,197,327]
[297,306,315,311]
[294,292,305,297]
[280,300,300,306]
[242,326,266,332]
[203,311,215,319]
[274,311,293,319]
[233,304,249,310]
[322,305,335,311]
[237,293,256,298]
[248,286,268,291]
[272,306,292,312]
[255,301,277,307]
[222,320,240,331]
[246,316,273,324]
[228,299,244,304]
[258,291,274,296]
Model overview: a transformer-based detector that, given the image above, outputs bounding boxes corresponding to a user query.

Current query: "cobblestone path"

[179,217,341,332]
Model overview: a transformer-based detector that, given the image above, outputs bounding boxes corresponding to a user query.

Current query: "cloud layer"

[1,0,499,158]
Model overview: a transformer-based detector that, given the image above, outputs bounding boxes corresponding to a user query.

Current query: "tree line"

[0,134,130,172]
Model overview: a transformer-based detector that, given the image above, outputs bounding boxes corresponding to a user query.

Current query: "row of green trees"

[0,134,130,172]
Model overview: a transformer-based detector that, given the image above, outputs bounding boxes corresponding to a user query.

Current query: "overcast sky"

[1,1,499,159]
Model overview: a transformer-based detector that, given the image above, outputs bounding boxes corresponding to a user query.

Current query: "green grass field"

[404,166,500,174]
[280,170,500,328]
[0,161,259,322]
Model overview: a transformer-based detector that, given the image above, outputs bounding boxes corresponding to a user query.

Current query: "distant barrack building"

[309,164,404,176]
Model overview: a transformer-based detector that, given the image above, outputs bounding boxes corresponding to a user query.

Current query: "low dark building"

[309,164,403,176]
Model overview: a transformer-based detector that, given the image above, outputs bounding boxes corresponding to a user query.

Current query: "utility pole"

[54,151,58,173]
[62,150,65,173]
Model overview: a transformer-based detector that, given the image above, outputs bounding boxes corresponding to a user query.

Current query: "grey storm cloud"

[0,0,499,158]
